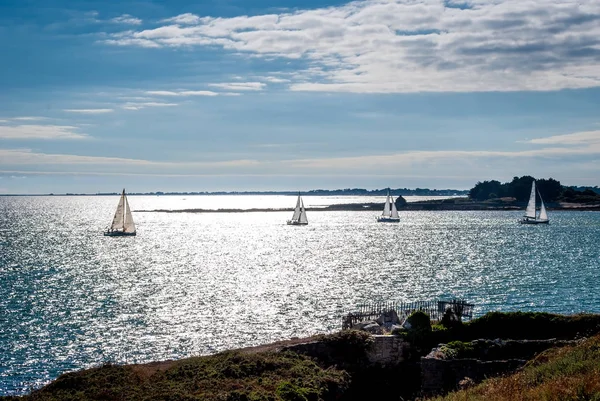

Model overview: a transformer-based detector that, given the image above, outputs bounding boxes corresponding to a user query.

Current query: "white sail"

[538,193,548,221]
[123,194,136,232]
[524,181,536,218]
[110,191,125,230]
[291,193,302,221]
[299,199,308,224]
[382,193,391,217]
[391,198,399,219]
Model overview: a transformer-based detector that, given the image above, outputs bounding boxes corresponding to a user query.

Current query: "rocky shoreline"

[6,312,600,401]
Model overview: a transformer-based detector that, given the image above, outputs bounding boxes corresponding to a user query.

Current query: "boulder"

[352,321,379,331]
[363,323,384,335]
[376,310,401,328]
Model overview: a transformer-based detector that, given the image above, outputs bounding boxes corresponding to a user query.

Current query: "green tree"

[507,176,535,201]
[536,178,562,201]
[468,180,504,200]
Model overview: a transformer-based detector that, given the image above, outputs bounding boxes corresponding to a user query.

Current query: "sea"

[1,194,600,395]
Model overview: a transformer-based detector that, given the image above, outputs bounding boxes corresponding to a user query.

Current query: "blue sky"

[1,0,599,194]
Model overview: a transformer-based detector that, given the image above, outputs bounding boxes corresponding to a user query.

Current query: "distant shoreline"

[0,190,468,197]
[136,200,600,213]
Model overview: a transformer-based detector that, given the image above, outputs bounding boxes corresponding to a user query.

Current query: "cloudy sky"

[1,0,599,194]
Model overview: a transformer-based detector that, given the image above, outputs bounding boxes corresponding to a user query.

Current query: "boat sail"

[377,189,400,223]
[104,189,137,236]
[520,180,549,224]
[287,193,308,225]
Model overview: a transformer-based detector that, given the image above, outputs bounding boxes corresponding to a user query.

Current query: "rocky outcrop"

[421,338,577,395]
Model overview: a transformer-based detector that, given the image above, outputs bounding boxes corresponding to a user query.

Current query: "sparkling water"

[1,195,599,395]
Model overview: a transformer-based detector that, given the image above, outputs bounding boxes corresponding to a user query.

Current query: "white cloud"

[0,125,88,140]
[145,90,219,96]
[63,108,114,114]
[208,82,266,91]
[103,0,600,93]
[121,102,178,110]
[110,14,142,25]
[0,149,148,165]
[528,130,600,145]
[260,76,291,83]
[161,13,202,25]
[0,149,260,170]
[11,116,48,121]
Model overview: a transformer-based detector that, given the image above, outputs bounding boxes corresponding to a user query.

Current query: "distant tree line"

[469,176,563,202]
[306,188,468,196]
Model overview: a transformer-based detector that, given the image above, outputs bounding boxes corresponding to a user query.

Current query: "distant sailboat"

[520,180,549,225]
[377,189,400,223]
[287,193,308,225]
[104,189,137,236]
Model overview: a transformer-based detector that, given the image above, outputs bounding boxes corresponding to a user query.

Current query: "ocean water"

[1,195,600,395]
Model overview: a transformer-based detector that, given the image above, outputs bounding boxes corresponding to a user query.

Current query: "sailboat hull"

[287,220,308,226]
[519,218,549,225]
[376,217,400,223]
[104,230,137,236]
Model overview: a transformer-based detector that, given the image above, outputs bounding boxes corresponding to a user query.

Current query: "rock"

[363,323,384,335]
[458,377,475,390]
[352,321,378,331]
[376,310,401,328]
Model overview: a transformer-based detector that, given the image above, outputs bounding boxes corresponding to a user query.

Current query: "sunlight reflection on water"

[1,196,600,394]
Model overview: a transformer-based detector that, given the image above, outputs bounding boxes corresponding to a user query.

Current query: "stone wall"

[421,356,526,395]
[420,339,577,395]
[366,335,410,366]
[283,335,410,367]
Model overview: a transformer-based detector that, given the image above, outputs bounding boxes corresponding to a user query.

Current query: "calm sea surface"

[1,195,600,395]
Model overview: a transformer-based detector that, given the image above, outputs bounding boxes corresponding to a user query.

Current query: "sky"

[1,0,599,194]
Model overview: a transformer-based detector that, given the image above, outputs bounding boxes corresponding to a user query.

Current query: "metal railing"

[342,299,474,329]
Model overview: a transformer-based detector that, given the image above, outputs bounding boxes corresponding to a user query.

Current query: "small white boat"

[519,180,549,225]
[287,193,308,225]
[104,189,137,236]
[377,189,400,223]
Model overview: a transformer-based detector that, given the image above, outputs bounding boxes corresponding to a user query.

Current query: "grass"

[427,334,600,401]
[5,351,349,401]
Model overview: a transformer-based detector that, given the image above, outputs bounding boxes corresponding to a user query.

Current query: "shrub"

[441,307,463,330]
[404,311,432,345]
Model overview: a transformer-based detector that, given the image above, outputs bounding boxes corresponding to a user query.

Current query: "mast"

[122,189,126,231]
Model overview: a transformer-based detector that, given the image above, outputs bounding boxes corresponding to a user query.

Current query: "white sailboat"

[519,180,549,225]
[377,189,400,223]
[287,193,308,225]
[104,189,137,236]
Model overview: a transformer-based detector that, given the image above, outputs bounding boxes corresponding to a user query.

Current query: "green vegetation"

[428,311,600,348]
[428,334,600,401]
[6,351,349,401]
[437,341,476,359]
[469,176,563,201]
[469,175,600,203]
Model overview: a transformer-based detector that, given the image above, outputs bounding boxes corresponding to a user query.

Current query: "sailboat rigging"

[104,189,137,236]
[287,193,308,225]
[519,180,549,225]
[377,189,400,223]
